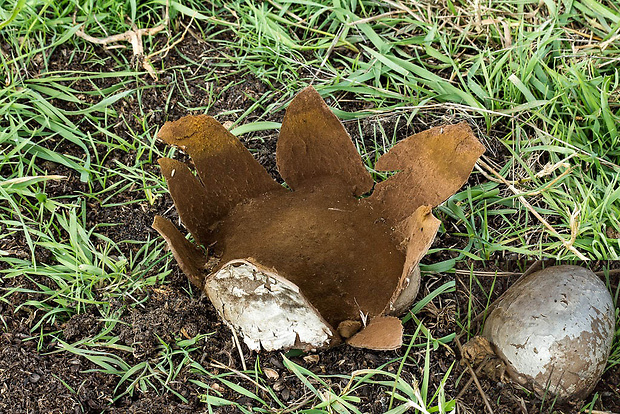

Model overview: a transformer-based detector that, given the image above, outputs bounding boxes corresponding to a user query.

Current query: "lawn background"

[0,0,619,412]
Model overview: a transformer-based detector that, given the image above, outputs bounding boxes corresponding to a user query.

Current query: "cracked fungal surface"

[482,265,616,402]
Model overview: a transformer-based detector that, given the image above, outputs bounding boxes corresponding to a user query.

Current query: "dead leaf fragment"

[263,368,279,380]
[303,354,320,364]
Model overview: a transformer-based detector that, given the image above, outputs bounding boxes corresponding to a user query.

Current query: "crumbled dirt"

[0,331,114,414]
[63,313,102,342]
[1,266,453,413]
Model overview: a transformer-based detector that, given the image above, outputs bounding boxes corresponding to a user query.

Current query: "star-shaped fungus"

[153,86,484,351]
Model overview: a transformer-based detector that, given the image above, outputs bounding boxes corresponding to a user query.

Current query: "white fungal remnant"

[205,260,335,352]
[483,265,616,401]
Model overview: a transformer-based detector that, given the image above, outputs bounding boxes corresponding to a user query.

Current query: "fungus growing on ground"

[462,265,616,402]
[153,86,484,351]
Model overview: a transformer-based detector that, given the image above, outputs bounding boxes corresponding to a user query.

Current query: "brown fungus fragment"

[370,122,485,227]
[347,316,404,351]
[152,216,206,289]
[153,86,484,351]
[277,87,374,197]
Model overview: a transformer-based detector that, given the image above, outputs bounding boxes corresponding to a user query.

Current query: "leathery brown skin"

[153,86,485,351]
